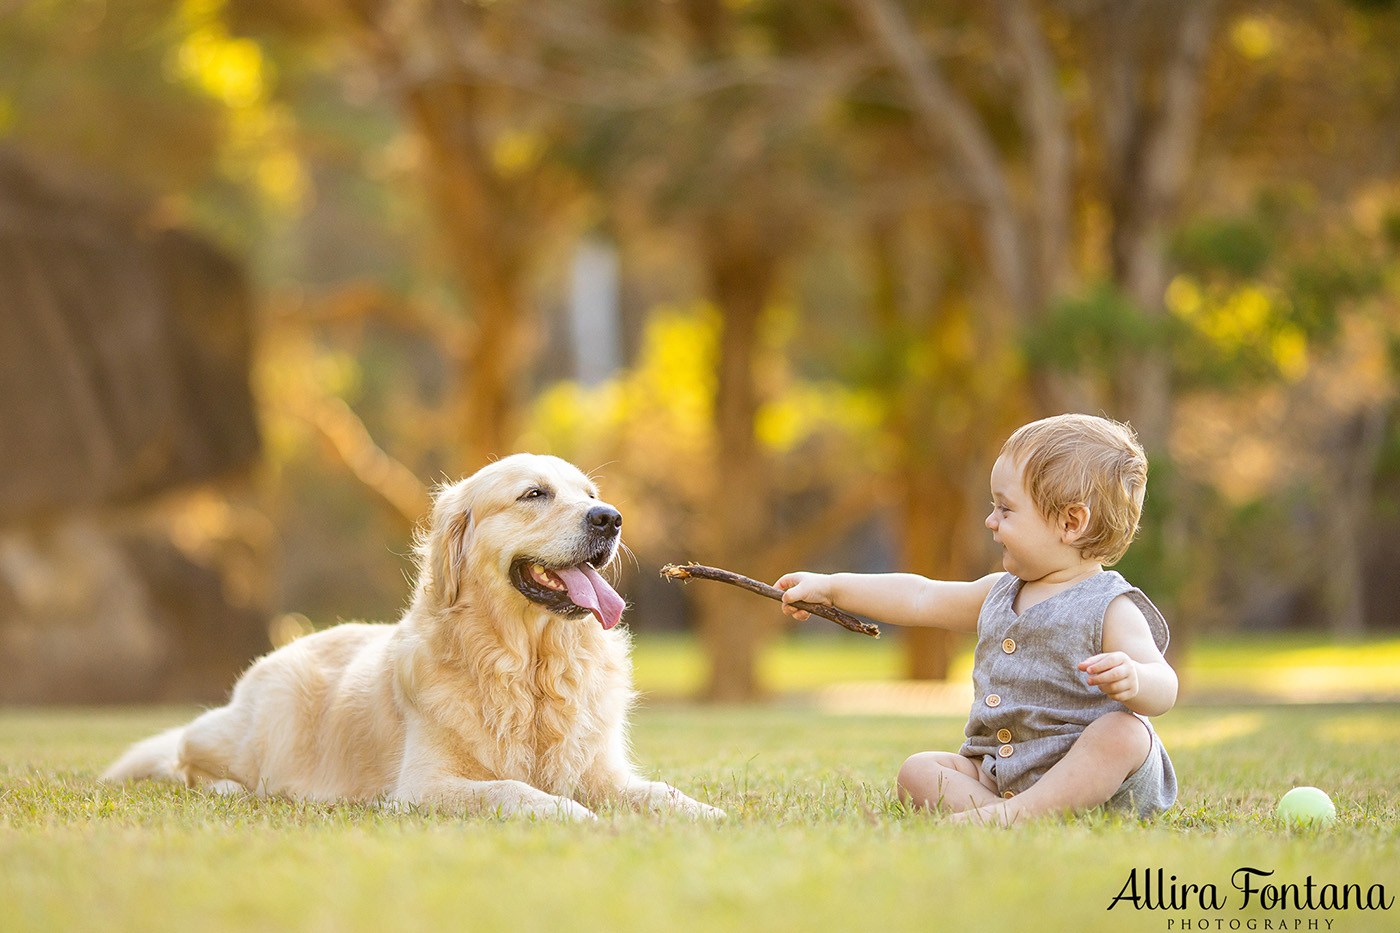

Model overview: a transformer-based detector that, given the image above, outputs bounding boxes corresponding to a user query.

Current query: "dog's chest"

[416,618,629,791]
[433,642,621,789]
[470,671,611,790]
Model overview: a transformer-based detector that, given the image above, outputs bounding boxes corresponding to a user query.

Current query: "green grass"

[633,632,1400,702]
[3,700,1399,932]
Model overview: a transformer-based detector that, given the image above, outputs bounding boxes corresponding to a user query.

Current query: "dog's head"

[418,454,626,629]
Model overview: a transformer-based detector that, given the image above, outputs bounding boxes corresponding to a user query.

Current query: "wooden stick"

[660,563,880,638]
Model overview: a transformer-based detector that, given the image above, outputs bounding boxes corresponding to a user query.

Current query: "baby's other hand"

[775,572,833,622]
[1079,652,1140,702]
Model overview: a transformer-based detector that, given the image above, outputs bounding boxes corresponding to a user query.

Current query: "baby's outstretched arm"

[1079,594,1178,716]
[776,572,1000,632]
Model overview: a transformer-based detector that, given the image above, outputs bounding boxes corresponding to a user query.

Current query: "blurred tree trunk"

[1096,0,1218,661]
[696,210,781,701]
[404,79,535,468]
[867,222,968,679]
[854,0,1066,679]
[665,1,818,701]
[859,0,1219,442]
[331,0,575,470]
[1320,401,1392,638]
[1099,0,1218,453]
[899,469,961,680]
[855,0,1219,677]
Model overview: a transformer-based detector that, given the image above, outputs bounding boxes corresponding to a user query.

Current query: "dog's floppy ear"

[433,506,474,607]
[420,481,475,609]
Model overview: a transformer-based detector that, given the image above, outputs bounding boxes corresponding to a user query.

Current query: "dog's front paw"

[625,781,726,819]
[679,798,725,820]
[699,802,726,819]
[519,795,597,822]
[653,785,726,819]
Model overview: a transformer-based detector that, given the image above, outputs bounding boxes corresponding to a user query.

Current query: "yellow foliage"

[755,385,883,454]
[1230,16,1276,61]
[1164,274,1203,318]
[174,27,265,109]
[1213,284,1273,343]
[1270,325,1309,382]
[255,148,309,212]
[532,381,623,452]
[635,303,719,428]
[1167,275,1307,377]
[255,324,364,464]
[533,303,887,461]
[167,0,307,215]
[531,304,718,456]
[491,129,545,179]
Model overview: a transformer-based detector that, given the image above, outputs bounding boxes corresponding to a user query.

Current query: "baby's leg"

[951,712,1151,826]
[897,751,1001,813]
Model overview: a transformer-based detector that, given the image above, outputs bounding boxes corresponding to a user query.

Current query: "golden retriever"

[102,454,722,820]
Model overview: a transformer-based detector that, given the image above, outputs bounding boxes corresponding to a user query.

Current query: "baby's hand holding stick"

[660,563,880,638]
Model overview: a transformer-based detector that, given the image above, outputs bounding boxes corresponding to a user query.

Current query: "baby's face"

[985,456,1072,582]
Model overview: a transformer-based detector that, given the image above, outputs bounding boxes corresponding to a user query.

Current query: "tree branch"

[999,0,1073,303]
[276,282,471,360]
[1114,0,1219,306]
[851,0,1036,319]
[661,563,881,637]
[1141,0,1217,231]
[297,393,429,527]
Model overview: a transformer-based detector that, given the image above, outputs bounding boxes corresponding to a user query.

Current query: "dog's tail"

[100,725,186,784]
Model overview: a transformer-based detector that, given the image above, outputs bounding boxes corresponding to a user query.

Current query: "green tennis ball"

[1276,786,1336,827]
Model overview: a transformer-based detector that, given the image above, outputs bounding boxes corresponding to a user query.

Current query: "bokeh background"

[2,0,1398,705]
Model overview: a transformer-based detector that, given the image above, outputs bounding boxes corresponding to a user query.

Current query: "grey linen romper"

[959,570,1177,818]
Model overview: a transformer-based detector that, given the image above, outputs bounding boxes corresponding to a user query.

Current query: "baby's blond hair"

[999,413,1148,566]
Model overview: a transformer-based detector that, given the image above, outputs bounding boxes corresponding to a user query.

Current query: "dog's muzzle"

[509,507,626,629]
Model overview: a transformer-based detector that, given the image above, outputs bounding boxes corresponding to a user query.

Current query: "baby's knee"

[1086,712,1152,769]
[896,752,938,791]
[896,751,966,804]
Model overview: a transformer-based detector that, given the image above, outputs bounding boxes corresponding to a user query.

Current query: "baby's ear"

[1060,503,1091,543]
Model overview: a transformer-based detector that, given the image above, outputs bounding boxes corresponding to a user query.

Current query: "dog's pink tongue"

[554,565,626,630]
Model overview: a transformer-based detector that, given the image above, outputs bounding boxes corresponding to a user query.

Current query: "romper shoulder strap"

[1098,571,1170,653]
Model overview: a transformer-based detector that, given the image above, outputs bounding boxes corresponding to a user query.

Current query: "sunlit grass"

[632,631,1400,703]
[1,702,1398,932]
[3,633,1397,932]
[1181,634,1400,701]
[631,632,936,697]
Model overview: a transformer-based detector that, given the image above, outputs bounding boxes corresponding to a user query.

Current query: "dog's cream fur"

[102,454,721,820]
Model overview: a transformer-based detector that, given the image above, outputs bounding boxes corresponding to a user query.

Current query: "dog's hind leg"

[174,704,259,793]
[100,726,187,784]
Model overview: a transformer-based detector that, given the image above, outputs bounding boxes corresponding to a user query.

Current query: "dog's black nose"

[587,505,622,534]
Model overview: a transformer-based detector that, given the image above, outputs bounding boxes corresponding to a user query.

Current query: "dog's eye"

[519,487,548,501]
